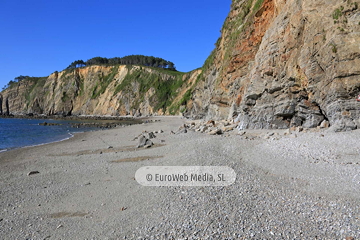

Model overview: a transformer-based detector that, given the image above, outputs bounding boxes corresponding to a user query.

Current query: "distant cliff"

[0,65,200,117]
[2,0,360,131]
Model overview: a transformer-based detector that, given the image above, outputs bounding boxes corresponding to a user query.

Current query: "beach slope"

[0,117,359,239]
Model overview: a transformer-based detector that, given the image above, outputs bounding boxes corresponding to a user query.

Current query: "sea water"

[0,118,116,152]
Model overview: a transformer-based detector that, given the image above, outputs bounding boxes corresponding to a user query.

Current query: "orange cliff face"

[186,0,360,131]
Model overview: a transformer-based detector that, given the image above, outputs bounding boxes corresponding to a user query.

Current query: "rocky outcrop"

[186,0,360,130]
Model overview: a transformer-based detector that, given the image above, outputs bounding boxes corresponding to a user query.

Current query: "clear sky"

[0,0,231,89]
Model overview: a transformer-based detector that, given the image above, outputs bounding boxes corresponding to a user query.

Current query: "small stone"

[56,224,63,229]
[100,151,103,154]
[108,146,113,149]
[208,129,223,135]
[206,120,215,126]
[28,171,40,176]
[222,124,237,132]
[283,129,291,135]
[238,131,246,136]
[148,132,156,139]
[121,207,127,211]
[199,125,209,133]
[176,128,187,134]
[320,120,330,128]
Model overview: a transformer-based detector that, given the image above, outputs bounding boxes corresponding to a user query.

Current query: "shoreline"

[0,116,145,153]
[0,114,139,121]
[0,116,359,239]
[0,132,75,153]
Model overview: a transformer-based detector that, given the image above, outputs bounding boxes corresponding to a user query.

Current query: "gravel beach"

[0,116,359,239]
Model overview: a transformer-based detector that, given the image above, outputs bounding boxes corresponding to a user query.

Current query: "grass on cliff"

[91,66,119,99]
[24,77,47,106]
[113,66,186,111]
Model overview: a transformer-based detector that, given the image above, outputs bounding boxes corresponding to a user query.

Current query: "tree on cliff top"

[65,55,177,71]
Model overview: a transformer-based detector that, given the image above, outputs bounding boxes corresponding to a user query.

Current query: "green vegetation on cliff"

[66,55,176,71]
[114,66,185,111]
[24,77,47,106]
[91,66,119,99]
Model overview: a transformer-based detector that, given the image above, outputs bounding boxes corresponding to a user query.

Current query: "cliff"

[0,66,200,117]
[186,0,360,131]
[2,0,360,131]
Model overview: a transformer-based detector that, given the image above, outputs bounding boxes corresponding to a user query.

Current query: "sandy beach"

[0,116,359,239]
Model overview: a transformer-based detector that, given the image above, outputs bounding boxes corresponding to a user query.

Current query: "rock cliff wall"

[1,65,200,117]
[187,0,360,130]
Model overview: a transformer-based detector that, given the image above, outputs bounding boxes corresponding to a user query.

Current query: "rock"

[199,125,209,133]
[222,124,237,132]
[345,237,354,240]
[56,224,63,229]
[208,129,223,135]
[176,128,187,134]
[263,132,274,139]
[147,132,156,139]
[145,139,153,147]
[320,120,330,128]
[108,146,113,149]
[329,118,357,132]
[39,122,62,126]
[143,132,156,139]
[283,129,291,135]
[28,171,40,176]
[137,136,147,148]
[206,120,215,126]
[296,126,304,132]
[238,131,246,136]
[170,131,175,134]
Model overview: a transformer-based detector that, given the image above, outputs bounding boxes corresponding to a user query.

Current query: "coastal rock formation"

[1,66,201,117]
[186,0,360,130]
[1,0,360,131]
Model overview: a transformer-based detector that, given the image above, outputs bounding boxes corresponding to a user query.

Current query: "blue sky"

[0,0,231,88]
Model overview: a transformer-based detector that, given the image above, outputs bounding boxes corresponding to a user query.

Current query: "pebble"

[27,171,40,176]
